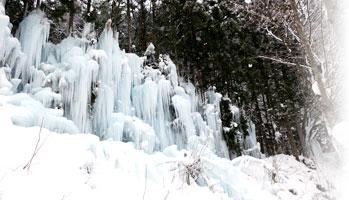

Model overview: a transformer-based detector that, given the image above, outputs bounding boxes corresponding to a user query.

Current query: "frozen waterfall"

[0,10,228,157]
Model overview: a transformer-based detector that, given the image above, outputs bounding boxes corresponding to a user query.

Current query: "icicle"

[2,8,230,157]
[167,57,179,87]
[30,67,46,89]
[15,10,50,83]
[107,112,156,153]
[59,45,99,132]
[0,67,12,95]
[204,88,229,157]
[0,13,10,64]
[97,20,114,85]
[107,113,125,141]
[116,61,132,114]
[126,53,143,86]
[172,86,196,148]
[143,78,158,125]
[123,116,156,153]
[0,6,26,80]
[93,84,114,138]
[243,121,262,158]
[183,81,199,112]
[0,0,5,10]
[155,77,173,149]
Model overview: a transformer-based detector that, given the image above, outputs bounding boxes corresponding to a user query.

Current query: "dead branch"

[23,118,44,170]
[143,164,148,200]
[257,55,311,69]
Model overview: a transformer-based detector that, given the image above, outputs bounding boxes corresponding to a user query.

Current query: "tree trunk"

[86,0,91,14]
[24,0,35,16]
[67,0,75,36]
[139,0,147,51]
[68,11,74,35]
[254,92,267,155]
[36,0,40,8]
[126,0,132,52]
[298,108,308,155]
[290,0,335,127]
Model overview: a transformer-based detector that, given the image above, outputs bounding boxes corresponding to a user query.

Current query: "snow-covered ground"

[331,122,349,200]
[0,92,331,200]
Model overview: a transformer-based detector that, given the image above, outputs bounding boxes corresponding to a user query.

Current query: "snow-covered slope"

[0,92,331,200]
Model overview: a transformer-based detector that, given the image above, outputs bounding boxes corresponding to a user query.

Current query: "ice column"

[16,10,50,83]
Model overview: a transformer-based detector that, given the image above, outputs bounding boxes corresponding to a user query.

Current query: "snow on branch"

[265,27,283,42]
[257,55,311,69]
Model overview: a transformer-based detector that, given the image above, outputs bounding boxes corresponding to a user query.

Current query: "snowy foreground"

[0,94,331,200]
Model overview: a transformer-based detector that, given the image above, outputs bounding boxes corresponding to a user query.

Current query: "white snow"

[144,42,155,56]
[0,94,329,200]
[330,121,349,200]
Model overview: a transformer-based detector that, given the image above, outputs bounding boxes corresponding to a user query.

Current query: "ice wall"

[0,5,25,76]
[3,9,228,157]
[15,9,50,83]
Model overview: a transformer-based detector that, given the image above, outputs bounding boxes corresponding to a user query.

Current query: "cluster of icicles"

[0,7,228,157]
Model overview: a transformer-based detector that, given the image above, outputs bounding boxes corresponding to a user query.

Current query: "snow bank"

[3,93,78,133]
[330,121,349,199]
[0,81,331,200]
[0,101,330,200]
[236,155,332,199]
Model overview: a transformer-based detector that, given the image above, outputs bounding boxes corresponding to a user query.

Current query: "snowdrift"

[0,95,330,200]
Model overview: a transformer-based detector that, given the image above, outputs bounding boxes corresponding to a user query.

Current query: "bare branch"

[265,27,283,42]
[143,164,148,200]
[23,118,44,170]
[257,55,311,69]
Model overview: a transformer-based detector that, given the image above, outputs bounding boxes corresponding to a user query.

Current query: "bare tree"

[290,0,335,127]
